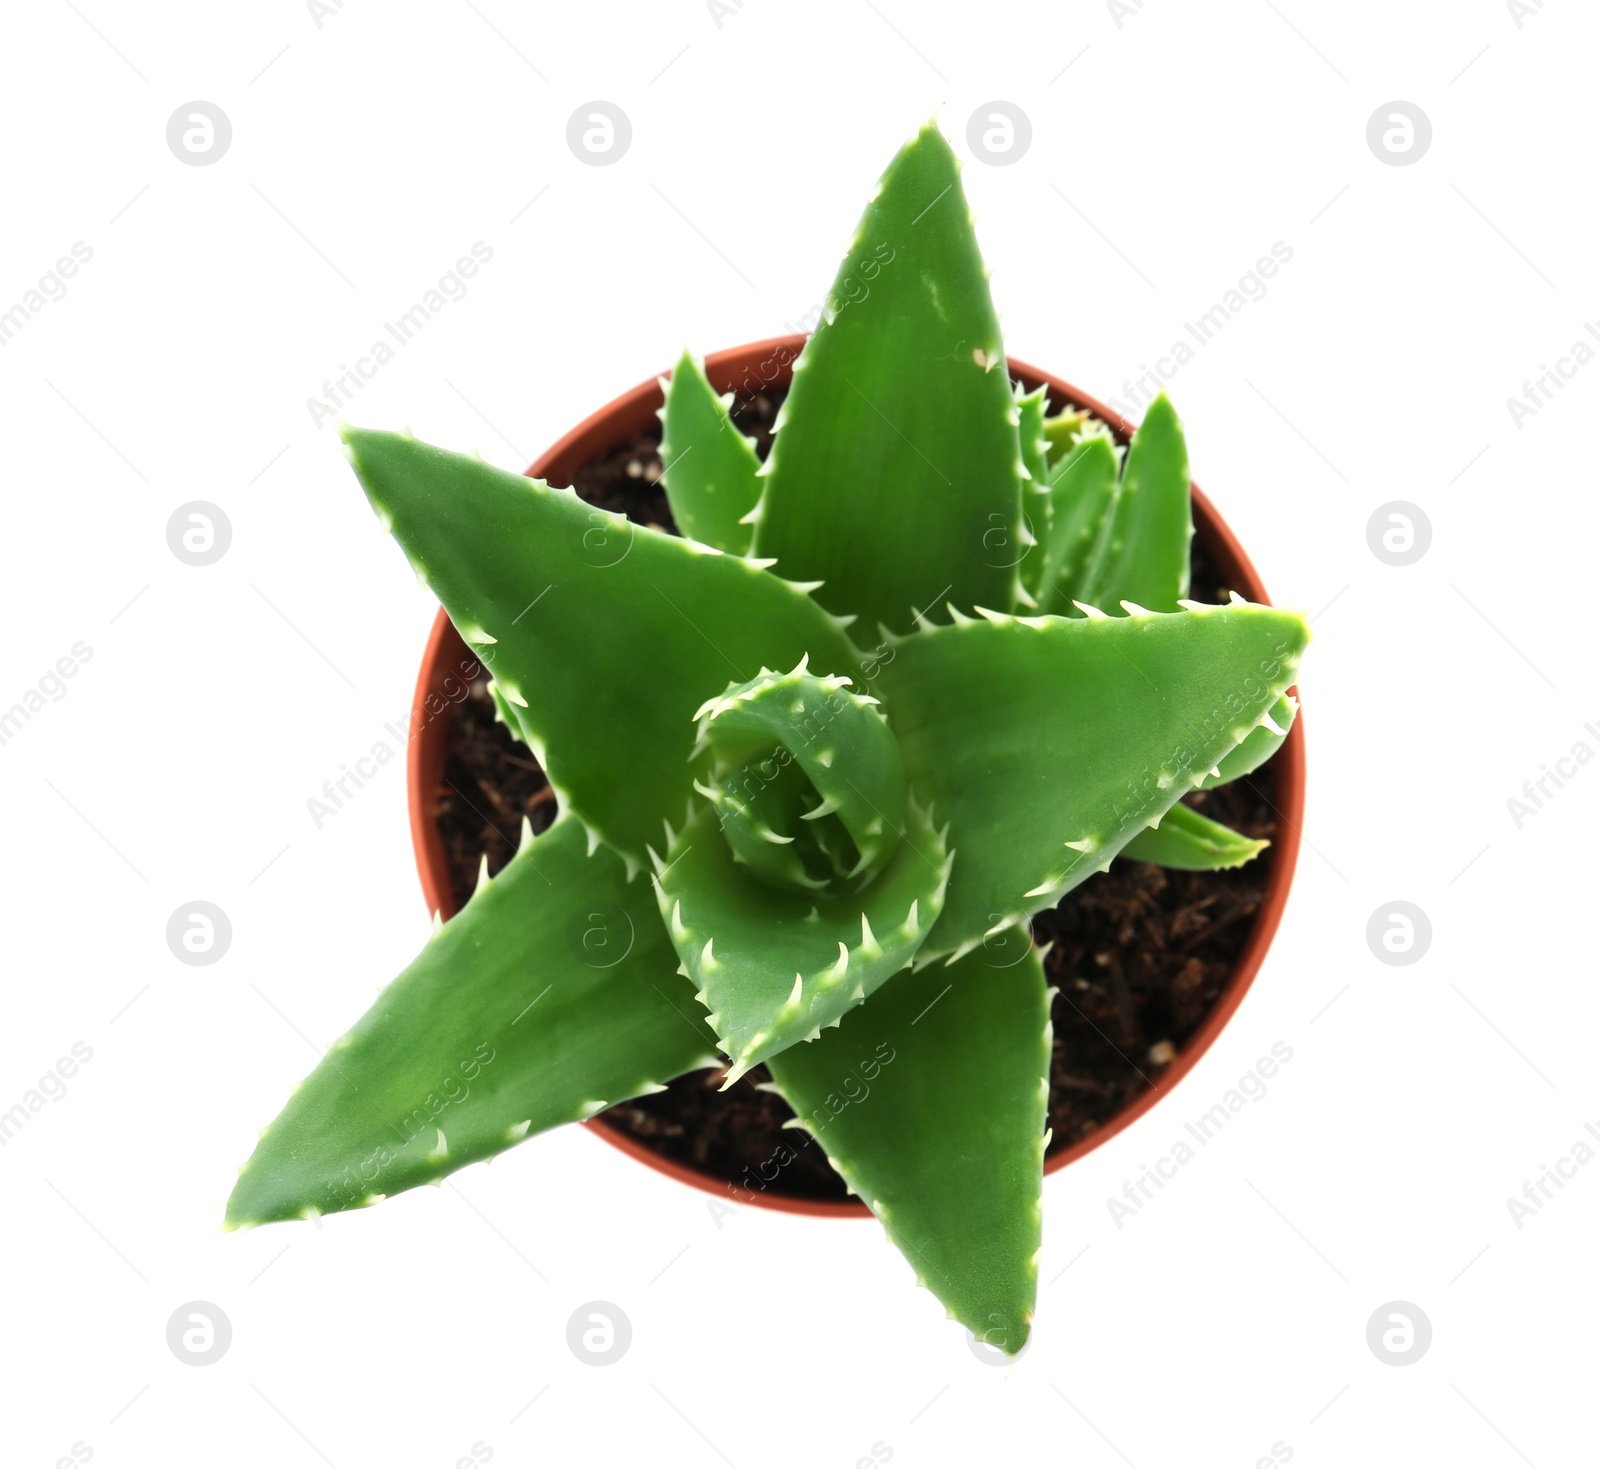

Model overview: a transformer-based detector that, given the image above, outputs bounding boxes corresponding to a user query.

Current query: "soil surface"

[430,383,1285,1203]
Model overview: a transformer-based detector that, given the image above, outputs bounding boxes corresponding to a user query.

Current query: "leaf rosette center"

[690,658,906,894]
[653,659,951,1082]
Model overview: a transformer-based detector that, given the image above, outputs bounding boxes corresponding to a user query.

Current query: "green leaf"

[1036,433,1119,617]
[1121,799,1268,870]
[766,932,1050,1356]
[751,122,1025,637]
[1078,392,1192,614]
[691,663,907,889]
[1041,408,1087,464]
[876,602,1309,949]
[654,799,951,1083]
[1200,692,1297,789]
[340,429,859,865]
[658,349,763,554]
[226,819,718,1227]
[1016,384,1052,604]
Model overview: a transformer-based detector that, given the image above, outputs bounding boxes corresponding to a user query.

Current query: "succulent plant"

[227,119,1307,1356]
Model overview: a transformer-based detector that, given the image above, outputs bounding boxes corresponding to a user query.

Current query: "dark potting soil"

[430,382,1286,1204]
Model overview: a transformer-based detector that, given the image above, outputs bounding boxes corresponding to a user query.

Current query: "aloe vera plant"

[228,121,1306,1356]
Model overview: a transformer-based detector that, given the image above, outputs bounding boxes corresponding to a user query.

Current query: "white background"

[2,1,1596,1464]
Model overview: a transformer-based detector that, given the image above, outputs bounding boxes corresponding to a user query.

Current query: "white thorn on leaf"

[944,937,981,966]
[823,942,849,985]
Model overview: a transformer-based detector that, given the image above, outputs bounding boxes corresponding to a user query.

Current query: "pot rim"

[405,333,1306,1220]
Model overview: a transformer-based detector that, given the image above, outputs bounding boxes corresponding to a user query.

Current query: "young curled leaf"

[654,668,952,1079]
[692,663,906,889]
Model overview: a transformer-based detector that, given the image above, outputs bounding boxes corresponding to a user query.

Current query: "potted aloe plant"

[228,121,1307,1356]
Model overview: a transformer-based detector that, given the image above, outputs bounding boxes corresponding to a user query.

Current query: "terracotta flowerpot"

[406,335,1306,1218]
